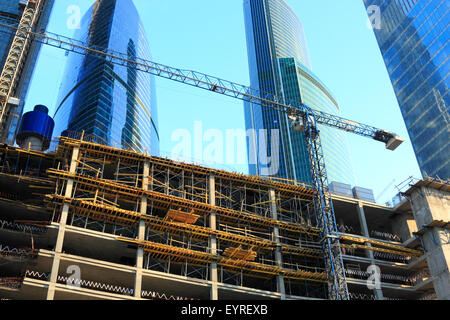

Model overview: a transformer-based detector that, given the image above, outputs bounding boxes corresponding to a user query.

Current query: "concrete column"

[356,202,370,238]
[391,212,417,242]
[269,189,285,299]
[134,160,150,298]
[356,202,384,300]
[134,220,146,298]
[47,146,80,300]
[356,202,374,261]
[409,186,450,300]
[208,174,218,300]
[421,227,450,300]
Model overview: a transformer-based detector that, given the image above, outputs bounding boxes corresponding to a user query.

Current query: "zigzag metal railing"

[345,268,429,286]
[348,292,376,300]
[24,270,195,300]
[59,276,135,296]
[0,219,48,234]
[24,270,48,279]
[370,230,401,242]
[348,292,411,301]
[140,290,196,301]
[372,250,411,263]
[25,270,134,296]
[0,244,38,260]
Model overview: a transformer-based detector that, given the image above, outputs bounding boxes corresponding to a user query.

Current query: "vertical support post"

[134,159,150,298]
[269,189,285,299]
[303,110,348,300]
[356,202,384,300]
[46,145,80,300]
[209,174,218,300]
[356,202,370,240]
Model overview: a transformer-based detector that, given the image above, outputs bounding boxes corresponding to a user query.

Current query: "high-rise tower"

[243,0,355,185]
[364,0,449,179]
[0,0,54,144]
[54,0,159,155]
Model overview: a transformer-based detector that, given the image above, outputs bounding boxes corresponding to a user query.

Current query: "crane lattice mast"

[0,0,47,142]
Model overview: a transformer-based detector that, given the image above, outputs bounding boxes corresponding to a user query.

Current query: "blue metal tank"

[16,105,55,151]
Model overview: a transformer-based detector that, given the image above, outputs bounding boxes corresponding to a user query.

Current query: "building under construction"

[0,135,448,300]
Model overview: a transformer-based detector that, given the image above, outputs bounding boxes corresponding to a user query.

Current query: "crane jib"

[0,21,405,151]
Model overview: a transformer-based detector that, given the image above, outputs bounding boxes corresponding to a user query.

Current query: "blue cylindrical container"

[16,105,55,151]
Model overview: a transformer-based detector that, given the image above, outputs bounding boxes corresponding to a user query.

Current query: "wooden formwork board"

[223,246,257,261]
[165,209,200,224]
[340,235,423,257]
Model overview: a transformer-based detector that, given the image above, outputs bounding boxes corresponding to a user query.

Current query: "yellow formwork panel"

[47,169,317,236]
[340,235,423,257]
[45,194,322,259]
[116,238,327,283]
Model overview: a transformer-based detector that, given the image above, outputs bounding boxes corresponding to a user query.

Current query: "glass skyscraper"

[54,0,159,155]
[243,0,355,185]
[0,0,54,143]
[364,0,449,179]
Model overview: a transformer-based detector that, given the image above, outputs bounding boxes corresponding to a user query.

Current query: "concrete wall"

[391,213,417,243]
[409,186,450,300]
[410,187,450,228]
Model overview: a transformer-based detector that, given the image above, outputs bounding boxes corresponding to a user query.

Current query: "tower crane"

[0,0,48,143]
[0,21,406,300]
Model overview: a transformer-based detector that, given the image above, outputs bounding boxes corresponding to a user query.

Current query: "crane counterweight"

[386,135,406,151]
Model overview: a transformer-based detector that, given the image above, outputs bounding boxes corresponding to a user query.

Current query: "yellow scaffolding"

[45,195,323,259]
[117,238,327,283]
[0,137,426,296]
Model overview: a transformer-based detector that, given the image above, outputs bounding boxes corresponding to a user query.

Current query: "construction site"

[0,0,448,301]
[0,135,448,300]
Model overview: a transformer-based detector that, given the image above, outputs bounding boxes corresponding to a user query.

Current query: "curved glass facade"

[54,0,159,155]
[265,0,311,69]
[364,0,449,179]
[243,0,355,185]
[295,61,354,185]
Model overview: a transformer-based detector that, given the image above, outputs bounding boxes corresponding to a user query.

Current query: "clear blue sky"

[25,0,422,205]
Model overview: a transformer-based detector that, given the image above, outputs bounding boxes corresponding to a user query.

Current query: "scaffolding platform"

[165,209,200,224]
